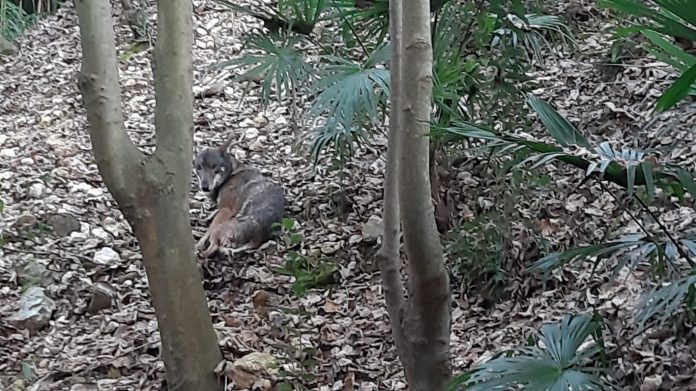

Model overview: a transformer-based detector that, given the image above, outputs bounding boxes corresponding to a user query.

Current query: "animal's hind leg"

[197,207,234,257]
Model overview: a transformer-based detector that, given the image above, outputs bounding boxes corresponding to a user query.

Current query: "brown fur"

[194,135,285,257]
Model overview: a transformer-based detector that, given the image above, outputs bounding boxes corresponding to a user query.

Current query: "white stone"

[93,247,121,266]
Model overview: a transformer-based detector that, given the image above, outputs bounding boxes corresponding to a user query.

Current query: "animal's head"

[194,135,239,193]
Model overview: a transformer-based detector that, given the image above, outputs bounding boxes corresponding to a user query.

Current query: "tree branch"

[75,0,143,204]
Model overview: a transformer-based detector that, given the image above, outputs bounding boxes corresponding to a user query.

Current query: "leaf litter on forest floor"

[0,0,695,390]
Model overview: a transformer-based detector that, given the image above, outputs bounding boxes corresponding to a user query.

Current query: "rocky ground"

[1,0,696,390]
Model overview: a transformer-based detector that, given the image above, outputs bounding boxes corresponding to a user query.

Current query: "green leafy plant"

[430,1,576,136]
[491,13,576,64]
[212,0,324,35]
[599,0,696,112]
[438,93,696,328]
[215,33,315,108]
[436,94,696,200]
[0,0,37,41]
[448,314,615,391]
[272,218,338,296]
[308,44,390,163]
[635,272,696,330]
[530,233,696,276]
[445,152,553,299]
[215,0,575,169]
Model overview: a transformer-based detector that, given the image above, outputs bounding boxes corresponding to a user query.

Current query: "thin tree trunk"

[376,0,410,380]
[399,0,452,388]
[74,0,223,389]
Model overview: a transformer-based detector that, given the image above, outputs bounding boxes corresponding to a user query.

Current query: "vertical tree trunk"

[376,0,411,380]
[378,0,452,388]
[399,0,452,388]
[74,0,223,390]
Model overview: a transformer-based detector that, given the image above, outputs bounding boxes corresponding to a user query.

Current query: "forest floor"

[1,0,696,390]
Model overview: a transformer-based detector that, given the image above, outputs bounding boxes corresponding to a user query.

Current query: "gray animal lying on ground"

[193,134,285,257]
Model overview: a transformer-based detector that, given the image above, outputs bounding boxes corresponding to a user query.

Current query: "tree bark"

[399,0,452,388]
[74,1,223,390]
[376,0,410,380]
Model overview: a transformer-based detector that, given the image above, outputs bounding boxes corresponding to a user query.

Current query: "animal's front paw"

[201,241,220,258]
[195,236,208,252]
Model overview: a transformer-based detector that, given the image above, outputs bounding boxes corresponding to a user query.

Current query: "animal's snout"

[199,177,211,192]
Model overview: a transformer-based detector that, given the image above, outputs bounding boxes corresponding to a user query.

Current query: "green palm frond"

[491,13,576,64]
[599,0,696,111]
[431,2,469,124]
[215,33,314,107]
[436,109,696,203]
[278,0,327,28]
[526,94,591,148]
[529,238,643,274]
[308,45,390,162]
[528,233,696,275]
[448,314,615,391]
[212,0,321,35]
[322,0,390,44]
[599,0,696,41]
[635,273,696,330]
[655,62,696,111]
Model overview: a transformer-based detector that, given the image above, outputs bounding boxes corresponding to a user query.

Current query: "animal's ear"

[229,155,240,171]
[219,133,235,153]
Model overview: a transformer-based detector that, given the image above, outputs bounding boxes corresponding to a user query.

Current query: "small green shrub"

[0,0,37,41]
[272,218,338,296]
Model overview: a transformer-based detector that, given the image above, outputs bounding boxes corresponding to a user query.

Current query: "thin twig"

[328,0,369,57]
[1,245,94,264]
[633,193,695,268]
[597,180,655,243]
[597,179,695,268]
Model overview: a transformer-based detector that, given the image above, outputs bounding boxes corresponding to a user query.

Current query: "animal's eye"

[196,165,202,170]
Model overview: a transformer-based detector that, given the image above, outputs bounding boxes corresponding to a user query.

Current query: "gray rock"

[87,282,115,314]
[16,260,52,287]
[28,183,44,199]
[253,115,268,128]
[249,136,267,151]
[361,215,383,243]
[0,147,17,158]
[102,217,120,237]
[230,352,278,389]
[45,213,81,237]
[91,227,110,242]
[239,118,255,127]
[245,127,260,140]
[14,214,38,229]
[8,287,55,332]
[93,247,121,266]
